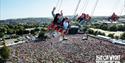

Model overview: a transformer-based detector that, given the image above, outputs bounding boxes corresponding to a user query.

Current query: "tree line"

[0,24,48,38]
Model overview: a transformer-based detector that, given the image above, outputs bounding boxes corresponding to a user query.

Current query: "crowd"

[9,34,125,63]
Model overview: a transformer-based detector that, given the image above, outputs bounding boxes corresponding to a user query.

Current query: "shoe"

[63,37,68,40]
[52,33,55,37]
[82,37,87,40]
[52,31,58,37]
[59,37,63,41]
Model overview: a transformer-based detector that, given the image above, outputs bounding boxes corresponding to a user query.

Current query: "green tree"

[117,25,125,31]
[114,36,119,40]
[108,33,114,38]
[38,31,47,41]
[93,31,98,35]
[0,39,11,62]
[109,25,117,31]
[31,30,36,35]
[34,27,40,32]
[120,33,125,40]
[16,26,24,35]
[94,23,101,29]
[7,29,14,34]
[0,27,7,33]
[87,29,94,34]
[0,32,4,38]
[100,23,108,30]
[7,25,15,29]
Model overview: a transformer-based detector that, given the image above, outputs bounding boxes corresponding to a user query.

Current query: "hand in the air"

[53,7,56,11]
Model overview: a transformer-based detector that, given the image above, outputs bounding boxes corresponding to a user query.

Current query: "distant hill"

[0,15,124,25]
[0,18,53,25]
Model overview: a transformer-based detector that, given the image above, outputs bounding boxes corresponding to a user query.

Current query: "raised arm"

[52,7,56,17]
[60,10,63,16]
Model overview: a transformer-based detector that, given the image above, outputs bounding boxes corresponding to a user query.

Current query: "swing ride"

[55,0,124,27]
[48,0,125,44]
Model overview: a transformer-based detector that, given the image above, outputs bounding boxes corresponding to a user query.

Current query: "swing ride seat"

[68,25,79,34]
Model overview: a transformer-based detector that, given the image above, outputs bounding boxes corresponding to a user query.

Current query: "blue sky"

[0,0,125,20]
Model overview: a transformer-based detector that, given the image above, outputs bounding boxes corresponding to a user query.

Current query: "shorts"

[63,25,69,30]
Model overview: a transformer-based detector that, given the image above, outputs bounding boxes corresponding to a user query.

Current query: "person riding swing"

[108,12,119,21]
[61,17,70,40]
[77,13,86,25]
[48,7,70,41]
[77,13,91,40]
[111,12,119,21]
[48,7,63,37]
